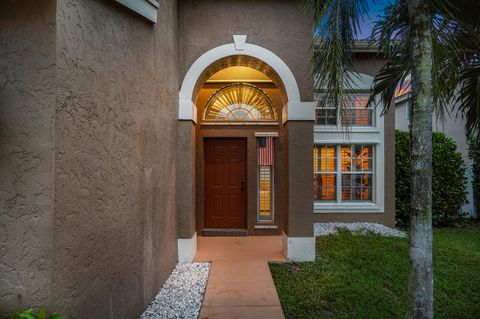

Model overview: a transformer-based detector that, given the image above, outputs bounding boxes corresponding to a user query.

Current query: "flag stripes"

[258,137,274,166]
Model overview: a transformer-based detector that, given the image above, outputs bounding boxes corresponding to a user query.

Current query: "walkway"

[194,236,286,319]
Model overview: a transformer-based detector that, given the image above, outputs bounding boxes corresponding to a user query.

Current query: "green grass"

[270,222,480,319]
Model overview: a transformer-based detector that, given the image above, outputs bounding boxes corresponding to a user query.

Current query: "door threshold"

[202,228,248,237]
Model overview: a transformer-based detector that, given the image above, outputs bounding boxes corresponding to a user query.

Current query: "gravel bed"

[314,222,406,238]
[140,262,210,319]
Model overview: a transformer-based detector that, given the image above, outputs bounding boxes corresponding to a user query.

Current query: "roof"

[353,40,379,53]
[313,38,379,53]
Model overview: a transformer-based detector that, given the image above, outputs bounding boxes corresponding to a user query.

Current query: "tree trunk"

[406,0,434,318]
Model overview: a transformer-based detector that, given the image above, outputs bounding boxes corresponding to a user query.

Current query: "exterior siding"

[0,0,57,315]
[1,0,180,317]
[52,0,180,317]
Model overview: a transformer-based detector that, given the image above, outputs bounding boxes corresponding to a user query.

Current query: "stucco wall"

[0,1,57,315]
[52,0,180,317]
[177,120,196,238]
[286,121,314,236]
[179,0,313,102]
[395,99,471,163]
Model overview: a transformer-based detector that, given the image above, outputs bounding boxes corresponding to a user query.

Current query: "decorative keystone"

[233,35,247,51]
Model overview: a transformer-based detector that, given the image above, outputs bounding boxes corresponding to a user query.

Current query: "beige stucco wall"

[0,1,56,315]
[52,0,180,317]
[177,120,196,238]
[285,121,315,236]
[1,0,180,317]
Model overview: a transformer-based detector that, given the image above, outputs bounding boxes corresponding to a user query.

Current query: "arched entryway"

[177,36,316,262]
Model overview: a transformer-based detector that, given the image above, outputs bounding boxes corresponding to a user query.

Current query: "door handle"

[241,181,245,192]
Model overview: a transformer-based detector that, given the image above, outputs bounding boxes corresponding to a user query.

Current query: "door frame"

[203,137,248,229]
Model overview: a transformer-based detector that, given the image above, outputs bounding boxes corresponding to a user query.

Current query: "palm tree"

[300,0,479,318]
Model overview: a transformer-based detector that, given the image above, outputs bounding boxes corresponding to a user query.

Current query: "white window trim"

[313,95,385,214]
[116,0,159,23]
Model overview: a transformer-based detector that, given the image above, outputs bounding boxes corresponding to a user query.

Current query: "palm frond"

[300,0,369,120]
[432,0,480,137]
[368,0,410,113]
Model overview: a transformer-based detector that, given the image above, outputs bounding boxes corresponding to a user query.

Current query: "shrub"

[395,130,468,227]
[11,308,63,319]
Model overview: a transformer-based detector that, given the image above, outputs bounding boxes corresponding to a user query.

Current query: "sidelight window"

[257,137,275,221]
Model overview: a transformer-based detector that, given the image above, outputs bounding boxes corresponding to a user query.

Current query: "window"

[315,99,337,125]
[314,145,374,202]
[204,83,277,123]
[313,145,337,200]
[258,166,273,221]
[257,137,275,221]
[315,93,373,126]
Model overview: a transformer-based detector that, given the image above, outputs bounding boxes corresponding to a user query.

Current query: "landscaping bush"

[395,130,468,227]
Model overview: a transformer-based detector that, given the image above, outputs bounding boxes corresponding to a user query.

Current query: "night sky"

[357,0,390,39]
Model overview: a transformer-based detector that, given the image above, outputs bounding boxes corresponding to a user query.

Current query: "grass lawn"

[270,222,480,319]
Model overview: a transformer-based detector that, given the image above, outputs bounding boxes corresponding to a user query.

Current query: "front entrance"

[204,138,247,229]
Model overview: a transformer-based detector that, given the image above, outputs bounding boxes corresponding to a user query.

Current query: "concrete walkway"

[194,236,286,319]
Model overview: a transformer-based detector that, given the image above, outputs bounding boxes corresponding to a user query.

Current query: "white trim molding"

[282,232,315,261]
[179,100,197,123]
[233,35,247,51]
[255,132,279,137]
[179,41,302,104]
[315,71,374,92]
[282,101,315,124]
[177,232,197,263]
[115,0,159,23]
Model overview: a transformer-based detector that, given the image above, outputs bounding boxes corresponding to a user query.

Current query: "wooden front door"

[204,138,247,229]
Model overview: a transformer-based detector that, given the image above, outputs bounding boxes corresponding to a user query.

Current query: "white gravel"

[314,222,406,237]
[140,262,210,319]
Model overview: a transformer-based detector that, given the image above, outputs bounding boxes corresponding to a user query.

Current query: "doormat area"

[140,262,211,319]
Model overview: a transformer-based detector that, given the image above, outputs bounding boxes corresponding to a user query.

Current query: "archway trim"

[178,39,305,123]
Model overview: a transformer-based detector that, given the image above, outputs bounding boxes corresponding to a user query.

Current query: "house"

[0,0,394,317]
[394,79,476,218]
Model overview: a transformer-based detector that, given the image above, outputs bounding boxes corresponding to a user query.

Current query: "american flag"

[258,137,275,166]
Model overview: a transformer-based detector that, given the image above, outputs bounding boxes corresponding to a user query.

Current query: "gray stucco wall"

[52,0,179,317]
[1,0,180,317]
[0,0,56,315]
